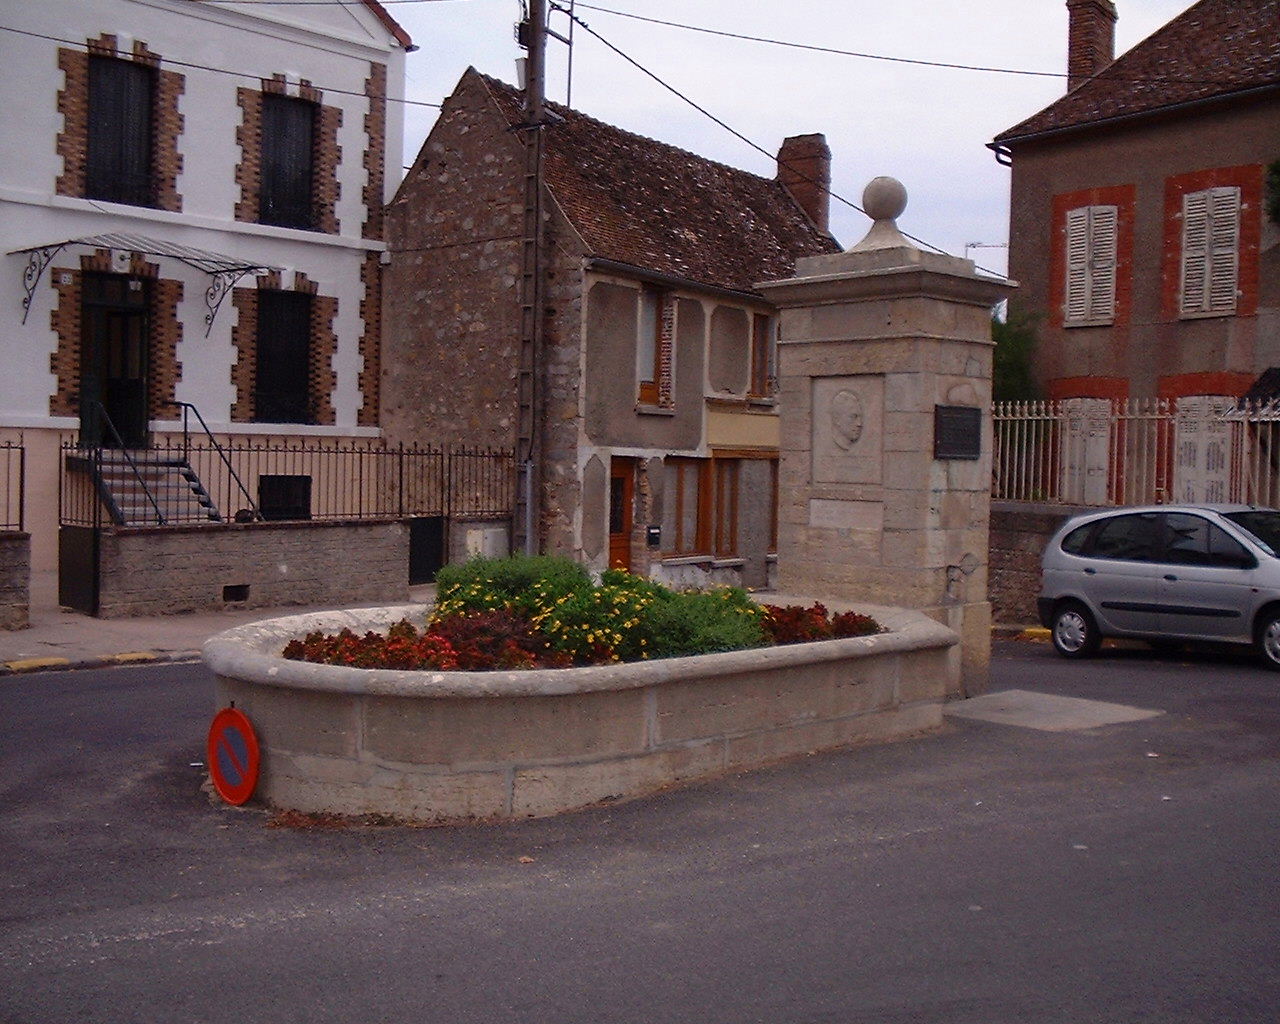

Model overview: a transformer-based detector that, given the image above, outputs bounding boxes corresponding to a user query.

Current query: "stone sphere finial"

[863,176,907,222]
[847,176,916,254]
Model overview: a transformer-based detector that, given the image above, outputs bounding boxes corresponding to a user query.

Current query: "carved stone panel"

[812,375,883,485]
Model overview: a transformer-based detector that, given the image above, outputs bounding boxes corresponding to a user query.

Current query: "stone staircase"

[70,451,222,526]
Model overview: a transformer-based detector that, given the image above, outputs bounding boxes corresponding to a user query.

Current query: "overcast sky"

[391,0,1194,278]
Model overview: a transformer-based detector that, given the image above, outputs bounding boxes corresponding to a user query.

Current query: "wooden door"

[609,459,634,570]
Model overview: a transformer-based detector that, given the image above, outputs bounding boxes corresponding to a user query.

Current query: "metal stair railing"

[85,401,167,525]
[171,401,262,521]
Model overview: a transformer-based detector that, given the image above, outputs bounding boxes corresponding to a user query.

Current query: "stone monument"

[758,178,1014,696]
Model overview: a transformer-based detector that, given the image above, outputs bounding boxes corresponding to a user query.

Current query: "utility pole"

[514,0,547,556]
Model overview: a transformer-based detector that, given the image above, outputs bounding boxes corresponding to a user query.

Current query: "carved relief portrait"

[812,375,883,484]
[830,389,864,449]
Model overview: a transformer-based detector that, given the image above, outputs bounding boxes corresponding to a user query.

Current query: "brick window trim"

[362,63,388,241]
[1161,165,1262,322]
[49,250,183,420]
[1045,376,1129,403]
[637,288,675,409]
[56,35,184,212]
[357,252,382,427]
[235,75,342,234]
[1049,185,1135,330]
[1157,372,1254,401]
[230,272,337,425]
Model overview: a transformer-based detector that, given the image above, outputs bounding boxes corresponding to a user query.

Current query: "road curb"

[0,650,203,678]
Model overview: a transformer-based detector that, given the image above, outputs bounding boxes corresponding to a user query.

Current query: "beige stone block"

[261,763,511,821]
[363,689,648,766]
[882,411,930,453]
[216,677,359,757]
[511,742,724,817]
[881,490,934,531]
[808,499,882,532]
[896,648,954,704]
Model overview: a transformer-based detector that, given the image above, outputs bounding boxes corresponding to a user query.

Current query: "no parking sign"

[207,706,260,805]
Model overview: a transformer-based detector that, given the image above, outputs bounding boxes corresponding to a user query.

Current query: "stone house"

[991,0,1279,407]
[385,68,840,588]
[0,0,413,616]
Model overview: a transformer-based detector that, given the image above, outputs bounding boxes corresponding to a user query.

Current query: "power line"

[569,2,1248,88]
[0,24,442,109]
[554,5,983,264]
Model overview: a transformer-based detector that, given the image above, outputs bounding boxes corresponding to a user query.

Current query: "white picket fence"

[992,397,1280,508]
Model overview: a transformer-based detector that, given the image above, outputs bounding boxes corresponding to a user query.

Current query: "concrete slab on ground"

[944,688,1163,732]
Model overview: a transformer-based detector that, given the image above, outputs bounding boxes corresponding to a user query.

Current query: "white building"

[0,0,412,611]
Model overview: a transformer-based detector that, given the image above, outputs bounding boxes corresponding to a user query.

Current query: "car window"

[1060,523,1093,555]
[1088,513,1160,562]
[1162,513,1254,568]
[1223,511,1280,557]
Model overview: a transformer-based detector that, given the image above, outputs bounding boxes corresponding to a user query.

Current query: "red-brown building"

[991,0,1279,405]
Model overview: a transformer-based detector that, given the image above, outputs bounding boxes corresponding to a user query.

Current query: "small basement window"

[258,474,312,521]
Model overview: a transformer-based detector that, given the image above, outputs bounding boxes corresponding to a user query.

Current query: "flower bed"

[204,597,957,823]
[282,556,880,671]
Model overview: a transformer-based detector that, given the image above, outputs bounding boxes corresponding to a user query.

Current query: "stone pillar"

[758,178,1014,697]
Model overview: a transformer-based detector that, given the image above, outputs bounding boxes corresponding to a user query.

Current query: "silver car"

[1038,504,1280,669]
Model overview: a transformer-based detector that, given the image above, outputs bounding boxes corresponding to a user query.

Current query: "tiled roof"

[360,0,413,50]
[476,73,839,294]
[995,0,1280,145]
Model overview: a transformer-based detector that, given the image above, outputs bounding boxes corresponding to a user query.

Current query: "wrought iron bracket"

[20,245,67,323]
[204,268,254,336]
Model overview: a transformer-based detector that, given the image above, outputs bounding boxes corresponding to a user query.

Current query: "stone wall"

[95,520,407,618]
[988,501,1088,625]
[0,533,30,630]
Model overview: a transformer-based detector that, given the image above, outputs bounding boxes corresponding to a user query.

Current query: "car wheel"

[1051,601,1101,659]
[1255,611,1280,671]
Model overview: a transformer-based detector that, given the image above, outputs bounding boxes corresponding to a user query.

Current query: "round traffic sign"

[207,706,260,806]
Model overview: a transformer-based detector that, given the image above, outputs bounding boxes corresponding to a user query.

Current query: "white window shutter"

[1087,205,1117,320]
[1065,207,1089,322]
[1181,190,1210,314]
[1207,186,1240,312]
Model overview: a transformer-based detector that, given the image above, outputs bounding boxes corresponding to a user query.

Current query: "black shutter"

[260,94,315,229]
[87,56,154,207]
[255,292,313,423]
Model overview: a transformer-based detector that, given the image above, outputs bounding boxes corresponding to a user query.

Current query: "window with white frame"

[1064,205,1117,325]
[1180,186,1240,317]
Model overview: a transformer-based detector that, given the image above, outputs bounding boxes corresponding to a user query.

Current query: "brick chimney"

[1066,0,1118,90]
[777,134,831,233]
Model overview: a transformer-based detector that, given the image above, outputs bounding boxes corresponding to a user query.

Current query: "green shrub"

[645,587,767,659]
[433,554,591,620]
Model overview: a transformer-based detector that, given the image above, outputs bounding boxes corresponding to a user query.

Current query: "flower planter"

[202,600,958,822]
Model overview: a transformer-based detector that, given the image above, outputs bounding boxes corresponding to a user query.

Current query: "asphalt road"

[3,642,1280,1023]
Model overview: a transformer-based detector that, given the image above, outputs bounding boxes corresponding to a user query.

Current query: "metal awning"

[9,232,280,336]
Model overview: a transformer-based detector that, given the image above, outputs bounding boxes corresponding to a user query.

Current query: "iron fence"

[0,439,24,532]
[993,397,1280,508]
[60,437,515,528]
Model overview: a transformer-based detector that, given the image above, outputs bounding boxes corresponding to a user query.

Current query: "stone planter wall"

[0,532,30,630]
[203,601,958,822]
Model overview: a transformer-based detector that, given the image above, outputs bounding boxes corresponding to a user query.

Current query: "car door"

[1155,513,1258,642]
[1078,512,1163,635]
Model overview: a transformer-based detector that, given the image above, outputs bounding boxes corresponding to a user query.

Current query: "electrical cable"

[553,5,996,268]
[0,24,442,109]
[568,2,1251,88]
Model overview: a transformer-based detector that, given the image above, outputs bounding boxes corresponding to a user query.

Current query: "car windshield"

[1222,511,1280,557]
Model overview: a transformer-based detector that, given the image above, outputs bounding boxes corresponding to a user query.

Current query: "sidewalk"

[0,585,437,676]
